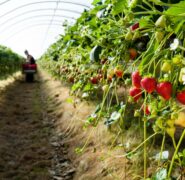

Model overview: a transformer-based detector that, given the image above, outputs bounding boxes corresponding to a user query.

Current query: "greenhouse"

[0,0,185,179]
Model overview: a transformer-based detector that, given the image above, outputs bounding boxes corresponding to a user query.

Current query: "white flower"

[91,113,97,118]
[155,151,169,161]
[182,75,185,85]
[164,73,169,78]
[110,111,121,120]
[82,92,89,98]
[170,38,179,50]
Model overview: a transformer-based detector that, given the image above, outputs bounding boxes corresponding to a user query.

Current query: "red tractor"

[22,63,37,82]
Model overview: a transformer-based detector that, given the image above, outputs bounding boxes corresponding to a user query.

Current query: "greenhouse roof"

[0,0,92,58]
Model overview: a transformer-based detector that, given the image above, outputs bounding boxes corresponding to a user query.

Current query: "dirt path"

[0,73,75,180]
[0,70,130,180]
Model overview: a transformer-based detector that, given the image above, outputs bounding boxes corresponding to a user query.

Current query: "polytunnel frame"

[0,0,91,55]
[0,0,10,6]
[0,14,76,33]
[0,8,81,28]
[4,22,66,42]
[0,0,91,20]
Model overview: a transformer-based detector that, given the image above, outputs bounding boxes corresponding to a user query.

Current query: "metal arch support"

[0,1,91,19]
[0,8,81,26]
[3,23,64,42]
[0,8,81,28]
[0,0,11,6]
[0,14,76,33]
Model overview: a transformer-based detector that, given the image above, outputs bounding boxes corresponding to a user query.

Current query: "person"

[24,50,35,64]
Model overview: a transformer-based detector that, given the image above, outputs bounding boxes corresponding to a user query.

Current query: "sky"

[0,0,92,58]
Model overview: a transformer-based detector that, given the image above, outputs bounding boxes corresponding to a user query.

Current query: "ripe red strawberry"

[131,22,139,31]
[176,90,185,105]
[114,68,123,78]
[131,71,142,88]
[141,77,156,93]
[129,48,138,60]
[129,87,142,102]
[156,82,172,100]
[90,77,99,84]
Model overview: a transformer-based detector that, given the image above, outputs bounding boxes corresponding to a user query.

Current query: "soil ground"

[0,70,134,180]
[0,71,75,180]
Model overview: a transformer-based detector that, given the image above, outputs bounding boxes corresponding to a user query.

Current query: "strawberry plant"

[39,0,185,178]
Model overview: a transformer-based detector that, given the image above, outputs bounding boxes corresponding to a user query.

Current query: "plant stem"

[171,137,181,165]
[109,130,121,149]
[179,46,185,51]
[114,132,159,158]
[80,127,95,153]
[167,129,185,178]
[172,137,177,149]
[143,92,147,179]
[114,80,119,105]
[95,84,111,125]
[158,131,166,166]
[144,117,147,179]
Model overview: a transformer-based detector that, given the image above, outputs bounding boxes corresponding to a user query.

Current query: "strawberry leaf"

[92,0,102,6]
[165,1,185,22]
[112,0,128,15]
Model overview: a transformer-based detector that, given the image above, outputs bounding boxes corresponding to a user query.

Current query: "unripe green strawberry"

[172,55,182,65]
[155,15,166,28]
[155,31,164,43]
[161,61,171,72]
[102,85,109,92]
[134,110,141,117]
[125,31,133,41]
[166,119,174,127]
[166,126,175,138]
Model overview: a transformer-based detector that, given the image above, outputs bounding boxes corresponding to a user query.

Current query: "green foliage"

[39,0,185,178]
[166,1,185,15]
[112,0,128,15]
[0,45,23,79]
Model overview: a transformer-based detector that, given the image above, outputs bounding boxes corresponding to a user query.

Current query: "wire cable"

[0,1,90,19]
